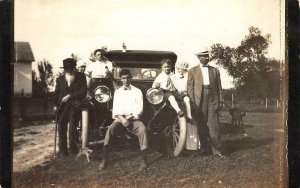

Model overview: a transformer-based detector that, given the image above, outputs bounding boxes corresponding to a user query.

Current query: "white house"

[14,42,34,96]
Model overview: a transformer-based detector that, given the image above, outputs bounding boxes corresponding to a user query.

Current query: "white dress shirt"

[200,64,210,85]
[152,72,176,90]
[173,72,188,93]
[85,60,113,78]
[112,84,143,119]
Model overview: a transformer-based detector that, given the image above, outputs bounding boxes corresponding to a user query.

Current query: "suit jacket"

[187,64,223,108]
[54,72,87,108]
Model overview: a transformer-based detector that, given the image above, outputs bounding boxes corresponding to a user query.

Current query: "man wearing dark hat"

[187,50,225,159]
[54,58,87,156]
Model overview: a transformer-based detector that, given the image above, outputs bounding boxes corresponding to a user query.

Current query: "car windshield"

[114,67,162,80]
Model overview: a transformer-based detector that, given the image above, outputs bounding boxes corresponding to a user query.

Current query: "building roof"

[14,42,35,63]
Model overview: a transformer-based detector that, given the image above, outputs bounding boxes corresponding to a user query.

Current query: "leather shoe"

[69,148,79,155]
[198,149,211,156]
[99,159,107,171]
[177,111,184,118]
[187,118,197,125]
[139,158,148,171]
[57,151,69,157]
[189,150,199,158]
[214,153,226,159]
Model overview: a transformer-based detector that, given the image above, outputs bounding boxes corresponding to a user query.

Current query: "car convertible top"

[105,50,177,69]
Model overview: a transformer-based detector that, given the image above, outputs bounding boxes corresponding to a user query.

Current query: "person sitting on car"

[152,58,184,118]
[85,49,114,96]
[173,61,197,124]
[99,69,148,171]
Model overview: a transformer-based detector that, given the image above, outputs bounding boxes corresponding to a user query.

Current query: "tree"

[32,69,43,97]
[210,26,281,99]
[35,59,54,117]
[36,59,54,93]
[71,53,81,61]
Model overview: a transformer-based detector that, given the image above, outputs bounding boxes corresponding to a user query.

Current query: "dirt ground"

[13,112,286,188]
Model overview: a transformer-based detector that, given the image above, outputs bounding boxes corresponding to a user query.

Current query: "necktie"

[166,76,175,90]
[124,86,131,90]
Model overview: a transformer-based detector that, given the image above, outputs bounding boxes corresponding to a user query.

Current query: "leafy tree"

[35,59,54,117]
[32,69,43,97]
[71,53,81,61]
[211,26,281,99]
[36,59,54,93]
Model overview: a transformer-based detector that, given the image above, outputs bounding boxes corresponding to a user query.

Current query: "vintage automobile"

[79,50,187,157]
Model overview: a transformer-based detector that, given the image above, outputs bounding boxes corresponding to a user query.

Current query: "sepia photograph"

[12,0,287,187]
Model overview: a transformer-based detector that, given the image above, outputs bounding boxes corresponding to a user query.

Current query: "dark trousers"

[58,103,80,153]
[198,87,221,155]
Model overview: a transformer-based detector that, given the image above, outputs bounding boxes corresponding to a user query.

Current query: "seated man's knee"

[183,96,190,103]
[107,120,120,131]
[138,124,146,133]
[134,121,146,133]
[168,95,176,101]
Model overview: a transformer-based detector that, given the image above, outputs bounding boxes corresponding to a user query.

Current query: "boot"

[99,146,109,171]
[139,149,148,171]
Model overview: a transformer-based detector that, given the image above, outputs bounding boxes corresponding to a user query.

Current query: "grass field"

[13,112,286,188]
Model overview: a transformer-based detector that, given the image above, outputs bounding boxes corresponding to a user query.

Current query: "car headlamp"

[94,85,111,103]
[146,88,164,105]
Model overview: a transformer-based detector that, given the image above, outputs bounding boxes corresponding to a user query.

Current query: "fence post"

[19,89,24,121]
[265,97,268,109]
[43,91,48,118]
[231,93,234,108]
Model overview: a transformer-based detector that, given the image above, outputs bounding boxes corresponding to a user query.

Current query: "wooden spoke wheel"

[172,117,187,157]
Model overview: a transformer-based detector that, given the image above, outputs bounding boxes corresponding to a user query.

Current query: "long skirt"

[185,121,201,150]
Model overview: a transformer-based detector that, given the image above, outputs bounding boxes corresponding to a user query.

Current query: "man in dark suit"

[187,50,225,158]
[54,58,87,156]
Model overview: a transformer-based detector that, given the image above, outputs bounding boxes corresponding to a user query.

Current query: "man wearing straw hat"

[187,50,225,159]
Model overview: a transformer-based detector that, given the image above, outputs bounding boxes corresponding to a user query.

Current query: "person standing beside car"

[53,58,87,156]
[187,50,225,158]
[76,59,87,73]
[85,49,114,96]
[173,61,200,152]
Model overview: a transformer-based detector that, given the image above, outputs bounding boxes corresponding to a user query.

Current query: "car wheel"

[172,116,187,157]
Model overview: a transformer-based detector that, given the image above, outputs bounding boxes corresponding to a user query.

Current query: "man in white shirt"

[99,69,148,171]
[85,49,114,96]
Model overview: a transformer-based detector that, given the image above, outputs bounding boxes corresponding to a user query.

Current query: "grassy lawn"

[13,112,286,188]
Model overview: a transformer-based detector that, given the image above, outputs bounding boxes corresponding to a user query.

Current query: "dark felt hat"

[62,58,77,71]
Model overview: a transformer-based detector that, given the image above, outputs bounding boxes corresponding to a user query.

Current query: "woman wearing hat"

[76,60,87,73]
[173,61,200,152]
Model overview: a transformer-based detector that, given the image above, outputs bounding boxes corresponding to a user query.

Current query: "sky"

[15,0,285,89]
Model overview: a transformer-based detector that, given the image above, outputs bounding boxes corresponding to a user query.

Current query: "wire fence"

[13,96,55,121]
[222,97,283,113]
[13,94,282,122]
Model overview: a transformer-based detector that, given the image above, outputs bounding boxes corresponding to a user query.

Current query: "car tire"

[172,116,187,157]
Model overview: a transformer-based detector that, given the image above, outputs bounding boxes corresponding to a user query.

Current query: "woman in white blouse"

[174,61,200,151]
